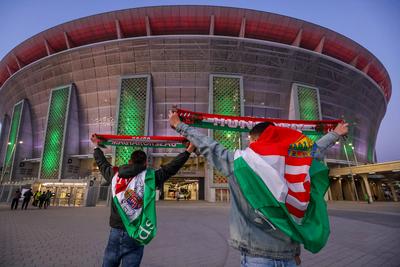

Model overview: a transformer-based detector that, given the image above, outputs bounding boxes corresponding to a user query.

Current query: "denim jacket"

[176,123,339,259]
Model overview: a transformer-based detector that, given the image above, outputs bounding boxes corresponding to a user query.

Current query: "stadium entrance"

[32,182,87,207]
[153,155,206,201]
[163,177,205,200]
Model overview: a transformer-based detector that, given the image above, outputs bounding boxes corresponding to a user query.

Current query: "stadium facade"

[0,6,392,205]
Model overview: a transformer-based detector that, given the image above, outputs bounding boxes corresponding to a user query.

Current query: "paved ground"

[0,201,399,267]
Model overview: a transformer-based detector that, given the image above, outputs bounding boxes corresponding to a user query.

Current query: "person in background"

[21,188,33,210]
[44,190,52,208]
[32,191,41,207]
[38,191,46,209]
[11,189,21,210]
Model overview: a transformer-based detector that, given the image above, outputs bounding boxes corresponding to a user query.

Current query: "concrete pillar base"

[361,174,373,203]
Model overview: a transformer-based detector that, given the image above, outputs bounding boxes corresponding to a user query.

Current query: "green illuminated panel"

[212,76,241,184]
[296,85,322,142]
[367,139,374,163]
[40,87,70,179]
[297,85,320,121]
[2,102,23,177]
[115,77,148,166]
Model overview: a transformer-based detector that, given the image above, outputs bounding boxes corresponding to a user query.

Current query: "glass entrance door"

[57,186,71,206]
[72,187,85,206]
[163,177,204,200]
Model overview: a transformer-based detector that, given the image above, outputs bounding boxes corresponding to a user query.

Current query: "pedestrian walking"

[21,188,33,210]
[11,189,21,210]
[44,190,52,208]
[38,191,46,209]
[32,191,40,207]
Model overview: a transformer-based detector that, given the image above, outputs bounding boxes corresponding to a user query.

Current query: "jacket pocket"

[251,209,276,232]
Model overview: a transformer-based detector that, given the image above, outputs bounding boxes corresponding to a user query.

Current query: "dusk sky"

[0,0,399,162]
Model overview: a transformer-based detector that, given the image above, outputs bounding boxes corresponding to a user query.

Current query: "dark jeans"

[241,253,297,267]
[11,198,19,210]
[102,228,144,267]
[44,199,51,208]
[21,198,31,210]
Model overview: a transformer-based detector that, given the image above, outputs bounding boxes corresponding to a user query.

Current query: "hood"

[118,164,146,178]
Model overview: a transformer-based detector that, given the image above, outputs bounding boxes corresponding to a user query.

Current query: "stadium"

[0,5,393,205]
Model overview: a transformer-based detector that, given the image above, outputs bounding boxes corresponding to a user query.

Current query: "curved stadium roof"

[0,5,391,101]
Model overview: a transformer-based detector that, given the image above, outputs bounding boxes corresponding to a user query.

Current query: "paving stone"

[0,201,399,267]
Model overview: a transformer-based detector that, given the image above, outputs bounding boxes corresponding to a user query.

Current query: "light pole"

[343,142,359,201]
[349,143,358,165]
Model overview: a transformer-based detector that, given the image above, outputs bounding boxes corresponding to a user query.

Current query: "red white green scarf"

[96,134,187,148]
[175,108,341,135]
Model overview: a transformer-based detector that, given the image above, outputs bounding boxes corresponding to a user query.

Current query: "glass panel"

[296,84,322,143]
[115,77,148,166]
[40,86,70,179]
[212,76,241,184]
[2,102,23,180]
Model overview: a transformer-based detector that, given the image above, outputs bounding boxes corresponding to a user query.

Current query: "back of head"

[130,150,147,165]
[249,121,274,140]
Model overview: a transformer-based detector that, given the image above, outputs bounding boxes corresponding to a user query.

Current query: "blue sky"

[0,0,399,162]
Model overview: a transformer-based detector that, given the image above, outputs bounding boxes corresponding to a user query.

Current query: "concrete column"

[377,183,385,200]
[337,179,344,200]
[389,183,398,202]
[355,179,364,202]
[371,183,380,201]
[325,186,332,201]
[342,179,355,201]
[359,177,367,197]
[361,174,373,203]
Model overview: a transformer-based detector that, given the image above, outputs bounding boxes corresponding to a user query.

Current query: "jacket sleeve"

[155,151,190,187]
[175,123,235,177]
[313,131,340,160]
[93,148,115,184]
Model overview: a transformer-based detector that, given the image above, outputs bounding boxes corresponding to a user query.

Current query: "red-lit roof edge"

[0,5,391,102]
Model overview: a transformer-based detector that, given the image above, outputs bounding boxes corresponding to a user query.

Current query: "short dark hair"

[249,122,274,137]
[130,150,147,165]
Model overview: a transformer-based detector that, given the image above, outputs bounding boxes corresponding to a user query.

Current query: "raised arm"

[169,111,235,177]
[313,122,349,160]
[155,144,194,187]
[91,134,115,184]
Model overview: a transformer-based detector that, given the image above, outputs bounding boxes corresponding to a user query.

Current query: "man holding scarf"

[91,134,195,267]
[169,111,348,267]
